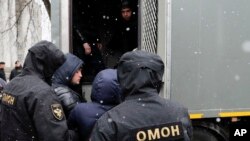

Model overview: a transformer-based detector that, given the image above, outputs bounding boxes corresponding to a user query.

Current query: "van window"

[72,0,138,82]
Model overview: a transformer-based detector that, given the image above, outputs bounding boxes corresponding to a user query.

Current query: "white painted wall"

[0,0,51,69]
[0,0,17,68]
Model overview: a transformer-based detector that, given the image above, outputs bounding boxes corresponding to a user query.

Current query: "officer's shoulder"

[162,98,188,110]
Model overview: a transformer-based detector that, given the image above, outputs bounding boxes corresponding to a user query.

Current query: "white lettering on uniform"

[148,128,160,140]
[171,125,180,136]
[134,122,183,141]
[137,131,147,141]
[161,127,170,137]
[136,125,181,141]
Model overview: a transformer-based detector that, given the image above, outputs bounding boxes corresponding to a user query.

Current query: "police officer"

[90,50,193,141]
[9,60,23,81]
[0,41,78,141]
[0,62,6,81]
[106,0,138,68]
[73,25,105,82]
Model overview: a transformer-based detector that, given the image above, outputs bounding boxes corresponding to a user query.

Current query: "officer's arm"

[83,43,92,55]
[54,87,78,113]
[90,121,112,141]
[180,108,193,141]
[31,89,78,141]
[90,113,117,141]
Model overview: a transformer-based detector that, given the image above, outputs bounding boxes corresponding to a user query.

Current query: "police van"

[52,0,250,140]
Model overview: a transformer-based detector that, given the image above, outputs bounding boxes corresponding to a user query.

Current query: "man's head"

[23,41,65,84]
[15,60,21,68]
[121,7,132,21]
[121,1,132,21]
[71,67,82,85]
[91,69,122,105]
[117,50,164,97]
[52,53,83,86]
[0,62,5,69]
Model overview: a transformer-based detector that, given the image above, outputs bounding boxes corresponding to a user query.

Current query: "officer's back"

[0,41,77,141]
[90,50,193,141]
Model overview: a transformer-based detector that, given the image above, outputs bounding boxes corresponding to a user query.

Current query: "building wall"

[0,0,51,70]
[0,0,17,68]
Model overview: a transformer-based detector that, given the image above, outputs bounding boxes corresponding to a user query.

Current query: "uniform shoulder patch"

[51,104,65,120]
[130,122,184,141]
[1,93,16,107]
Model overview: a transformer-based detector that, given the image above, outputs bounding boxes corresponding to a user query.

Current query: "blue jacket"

[68,69,121,141]
[52,53,85,116]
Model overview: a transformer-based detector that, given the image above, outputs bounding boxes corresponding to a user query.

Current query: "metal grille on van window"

[140,0,158,54]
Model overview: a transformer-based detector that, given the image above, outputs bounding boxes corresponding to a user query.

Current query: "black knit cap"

[121,0,132,9]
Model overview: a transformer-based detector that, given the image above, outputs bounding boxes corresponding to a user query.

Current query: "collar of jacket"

[124,88,158,101]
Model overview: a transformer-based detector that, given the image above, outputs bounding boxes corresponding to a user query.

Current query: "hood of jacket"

[52,53,83,86]
[117,50,164,97]
[91,69,122,105]
[22,41,65,85]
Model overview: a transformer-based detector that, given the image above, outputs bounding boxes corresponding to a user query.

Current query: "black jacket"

[9,67,22,80]
[107,16,138,55]
[105,16,138,68]
[0,69,6,81]
[0,78,6,90]
[0,41,77,141]
[73,25,105,82]
[90,51,193,141]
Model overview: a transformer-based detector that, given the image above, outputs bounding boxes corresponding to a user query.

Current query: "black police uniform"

[105,3,138,68]
[90,51,193,141]
[73,25,105,82]
[0,41,77,141]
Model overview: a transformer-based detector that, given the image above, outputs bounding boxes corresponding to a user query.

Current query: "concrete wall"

[0,0,51,71]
